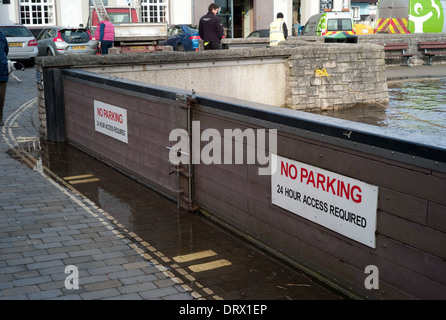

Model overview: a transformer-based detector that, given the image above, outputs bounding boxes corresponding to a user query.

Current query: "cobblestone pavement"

[0,68,194,300]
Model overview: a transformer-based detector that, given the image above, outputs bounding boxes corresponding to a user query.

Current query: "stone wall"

[285,42,388,110]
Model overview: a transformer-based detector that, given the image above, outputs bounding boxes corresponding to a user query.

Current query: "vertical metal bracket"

[169,90,197,212]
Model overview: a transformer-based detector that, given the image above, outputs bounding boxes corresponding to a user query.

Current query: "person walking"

[0,29,9,127]
[94,15,115,54]
[269,12,288,46]
[199,3,224,50]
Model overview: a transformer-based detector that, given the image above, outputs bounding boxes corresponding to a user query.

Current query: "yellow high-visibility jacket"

[269,19,285,46]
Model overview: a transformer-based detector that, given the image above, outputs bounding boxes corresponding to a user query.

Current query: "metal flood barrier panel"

[58,69,446,300]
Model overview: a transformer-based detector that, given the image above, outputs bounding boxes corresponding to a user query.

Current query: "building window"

[19,0,55,26]
[141,0,168,23]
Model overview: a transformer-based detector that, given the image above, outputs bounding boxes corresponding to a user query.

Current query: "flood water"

[315,78,446,142]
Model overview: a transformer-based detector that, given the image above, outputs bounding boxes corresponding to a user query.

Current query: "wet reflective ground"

[315,79,446,139]
[38,141,344,300]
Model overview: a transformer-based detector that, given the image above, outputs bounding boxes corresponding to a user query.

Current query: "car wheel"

[176,44,185,51]
[47,48,54,56]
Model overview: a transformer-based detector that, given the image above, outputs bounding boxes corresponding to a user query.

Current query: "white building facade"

[0,0,351,37]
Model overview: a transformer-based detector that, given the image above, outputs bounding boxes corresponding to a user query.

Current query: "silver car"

[36,26,98,56]
[0,24,38,66]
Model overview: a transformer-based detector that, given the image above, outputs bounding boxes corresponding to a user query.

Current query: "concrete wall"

[60,45,388,111]
[84,53,289,108]
[36,66,446,299]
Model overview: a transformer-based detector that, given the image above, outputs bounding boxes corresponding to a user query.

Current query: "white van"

[300,10,356,36]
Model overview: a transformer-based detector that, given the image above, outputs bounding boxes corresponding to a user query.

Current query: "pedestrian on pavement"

[94,15,115,54]
[199,3,225,50]
[269,12,288,46]
[293,19,301,36]
[0,29,9,127]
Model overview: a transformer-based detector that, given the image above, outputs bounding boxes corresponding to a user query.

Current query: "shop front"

[214,0,254,38]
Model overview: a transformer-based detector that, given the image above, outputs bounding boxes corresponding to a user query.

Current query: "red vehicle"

[88,7,167,53]
[90,7,139,26]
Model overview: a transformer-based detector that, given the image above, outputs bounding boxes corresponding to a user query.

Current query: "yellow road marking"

[63,174,99,184]
[188,259,232,273]
[68,178,100,185]
[64,174,95,180]
[173,250,217,263]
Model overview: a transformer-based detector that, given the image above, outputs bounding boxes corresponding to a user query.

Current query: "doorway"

[216,0,253,38]
[233,0,253,38]
[293,0,302,36]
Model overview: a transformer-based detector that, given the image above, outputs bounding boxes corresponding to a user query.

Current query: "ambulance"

[300,10,356,36]
[375,0,446,33]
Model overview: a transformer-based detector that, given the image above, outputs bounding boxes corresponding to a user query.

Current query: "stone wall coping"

[35,43,384,69]
[35,48,294,69]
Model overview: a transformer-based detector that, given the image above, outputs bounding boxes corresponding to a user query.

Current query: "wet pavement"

[1,67,345,302]
[386,64,446,82]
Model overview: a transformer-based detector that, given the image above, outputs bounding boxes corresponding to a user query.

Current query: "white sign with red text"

[271,154,378,248]
[94,100,128,144]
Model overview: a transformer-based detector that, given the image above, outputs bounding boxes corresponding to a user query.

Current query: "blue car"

[161,24,201,51]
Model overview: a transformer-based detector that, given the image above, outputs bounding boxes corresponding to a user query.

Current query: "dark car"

[246,29,270,38]
[161,24,201,51]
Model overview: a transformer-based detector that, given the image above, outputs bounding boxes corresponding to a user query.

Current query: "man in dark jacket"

[199,3,224,50]
[0,30,9,127]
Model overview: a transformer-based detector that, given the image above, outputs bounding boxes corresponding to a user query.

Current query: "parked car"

[246,29,270,38]
[300,11,355,36]
[28,27,45,39]
[36,26,98,56]
[0,24,38,66]
[161,24,201,51]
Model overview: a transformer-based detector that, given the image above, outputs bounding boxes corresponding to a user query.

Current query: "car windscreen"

[0,26,34,37]
[60,29,90,43]
[327,19,353,31]
[108,12,131,24]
